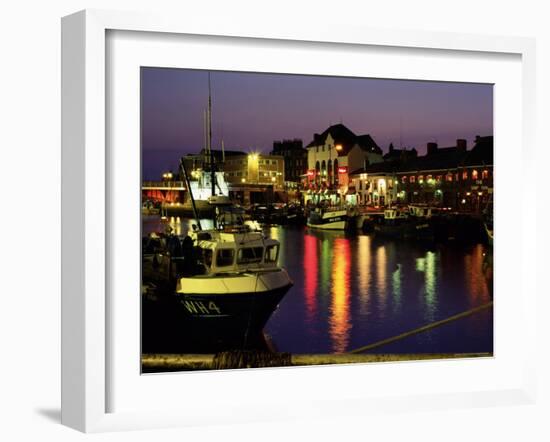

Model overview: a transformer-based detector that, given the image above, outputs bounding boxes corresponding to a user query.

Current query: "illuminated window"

[402,176,407,183]
[446,173,453,182]
[462,170,468,180]
[410,176,415,183]
[482,169,489,179]
[418,175,424,183]
[472,169,478,180]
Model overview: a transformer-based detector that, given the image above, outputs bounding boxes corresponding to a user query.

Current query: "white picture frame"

[61,9,538,433]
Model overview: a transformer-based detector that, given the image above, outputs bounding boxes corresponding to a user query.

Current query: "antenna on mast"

[399,115,403,149]
[203,109,207,152]
[207,72,215,198]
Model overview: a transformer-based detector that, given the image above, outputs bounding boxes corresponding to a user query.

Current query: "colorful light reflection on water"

[266,226,493,355]
[142,217,493,355]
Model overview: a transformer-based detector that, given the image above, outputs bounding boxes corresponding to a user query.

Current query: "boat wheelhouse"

[174,227,293,333]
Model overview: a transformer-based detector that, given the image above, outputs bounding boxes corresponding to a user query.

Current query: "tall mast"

[208,72,215,198]
[203,109,207,152]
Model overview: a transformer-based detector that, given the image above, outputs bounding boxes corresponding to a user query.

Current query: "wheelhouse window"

[201,248,213,268]
[216,248,234,267]
[264,244,279,263]
[237,247,264,264]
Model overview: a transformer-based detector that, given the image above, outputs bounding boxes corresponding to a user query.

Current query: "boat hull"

[174,269,293,337]
[174,283,292,336]
[307,219,348,230]
[306,210,351,230]
[374,221,433,239]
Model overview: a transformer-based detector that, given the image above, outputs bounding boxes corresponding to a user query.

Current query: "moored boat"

[373,206,434,239]
[307,207,348,230]
[174,225,293,335]
[306,205,357,230]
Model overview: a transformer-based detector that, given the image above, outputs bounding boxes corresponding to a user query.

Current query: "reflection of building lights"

[478,192,483,196]
[466,192,471,196]
[241,178,246,183]
[330,239,351,353]
[304,234,318,322]
[461,199,466,204]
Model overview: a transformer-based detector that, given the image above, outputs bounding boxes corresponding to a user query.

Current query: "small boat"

[373,208,410,238]
[174,224,293,334]
[306,204,358,230]
[307,207,349,230]
[374,206,434,239]
[161,170,230,218]
[142,200,160,216]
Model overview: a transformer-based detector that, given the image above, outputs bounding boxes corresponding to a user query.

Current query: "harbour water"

[142,216,493,355]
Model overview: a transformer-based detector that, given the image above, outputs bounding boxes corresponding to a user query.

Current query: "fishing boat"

[307,207,348,230]
[373,206,434,239]
[306,204,358,230]
[174,221,293,333]
[373,208,410,238]
[171,73,293,337]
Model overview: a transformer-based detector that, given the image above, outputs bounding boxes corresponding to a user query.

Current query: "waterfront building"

[271,139,308,185]
[348,137,493,211]
[350,144,418,206]
[180,148,286,205]
[222,151,285,205]
[395,137,493,211]
[222,152,285,189]
[305,123,383,203]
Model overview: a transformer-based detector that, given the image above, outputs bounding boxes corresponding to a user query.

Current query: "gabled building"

[305,124,383,198]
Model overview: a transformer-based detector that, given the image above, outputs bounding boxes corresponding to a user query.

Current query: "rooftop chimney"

[457,139,467,151]
[427,142,438,155]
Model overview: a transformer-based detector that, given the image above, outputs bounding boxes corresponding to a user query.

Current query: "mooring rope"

[347,301,494,354]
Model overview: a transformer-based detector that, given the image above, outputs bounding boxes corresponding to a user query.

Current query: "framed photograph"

[61,9,537,432]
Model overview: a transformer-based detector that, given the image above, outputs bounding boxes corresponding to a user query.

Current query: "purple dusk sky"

[141,68,493,180]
